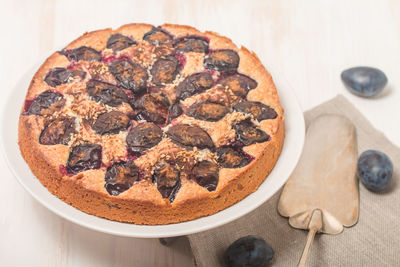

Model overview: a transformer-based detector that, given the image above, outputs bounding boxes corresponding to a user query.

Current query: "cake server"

[278,114,359,267]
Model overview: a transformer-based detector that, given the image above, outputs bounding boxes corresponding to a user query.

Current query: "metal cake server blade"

[278,114,359,266]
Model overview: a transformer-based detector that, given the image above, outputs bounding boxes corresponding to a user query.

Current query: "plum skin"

[357,150,393,192]
[341,66,388,97]
[224,235,274,267]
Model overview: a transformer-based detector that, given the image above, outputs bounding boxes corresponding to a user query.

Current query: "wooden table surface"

[1,0,399,266]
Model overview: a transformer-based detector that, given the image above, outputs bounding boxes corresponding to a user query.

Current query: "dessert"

[18,23,284,225]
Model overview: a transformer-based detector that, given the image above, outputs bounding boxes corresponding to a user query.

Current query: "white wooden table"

[1,0,399,266]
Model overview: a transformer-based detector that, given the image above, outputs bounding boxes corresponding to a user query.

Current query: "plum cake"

[18,23,284,225]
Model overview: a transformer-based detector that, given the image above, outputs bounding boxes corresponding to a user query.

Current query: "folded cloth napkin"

[187,95,400,266]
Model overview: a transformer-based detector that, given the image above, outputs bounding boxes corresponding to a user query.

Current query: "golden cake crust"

[18,23,284,225]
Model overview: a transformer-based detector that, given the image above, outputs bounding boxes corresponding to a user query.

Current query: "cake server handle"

[298,209,323,267]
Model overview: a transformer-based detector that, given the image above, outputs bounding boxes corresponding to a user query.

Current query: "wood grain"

[0,0,399,266]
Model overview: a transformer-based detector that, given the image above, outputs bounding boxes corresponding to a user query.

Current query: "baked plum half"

[174,36,209,53]
[233,119,270,146]
[190,160,219,191]
[105,161,140,196]
[217,147,251,168]
[39,118,75,145]
[66,144,102,174]
[175,72,213,100]
[186,101,229,122]
[109,59,148,95]
[150,56,180,85]
[204,50,239,73]
[64,46,102,62]
[106,33,136,52]
[132,94,168,124]
[86,80,129,107]
[44,68,86,87]
[233,101,277,121]
[126,123,163,155]
[143,28,173,45]
[168,103,183,121]
[25,90,65,115]
[218,73,257,97]
[92,111,131,135]
[153,163,181,202]
[167,124,214,150]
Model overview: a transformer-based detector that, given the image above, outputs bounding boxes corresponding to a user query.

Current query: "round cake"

[18,23,284,225]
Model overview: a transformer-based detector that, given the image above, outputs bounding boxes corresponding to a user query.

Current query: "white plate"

[0,66,304,238]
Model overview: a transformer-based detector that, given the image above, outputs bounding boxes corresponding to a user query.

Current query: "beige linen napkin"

[188,95,400,266]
